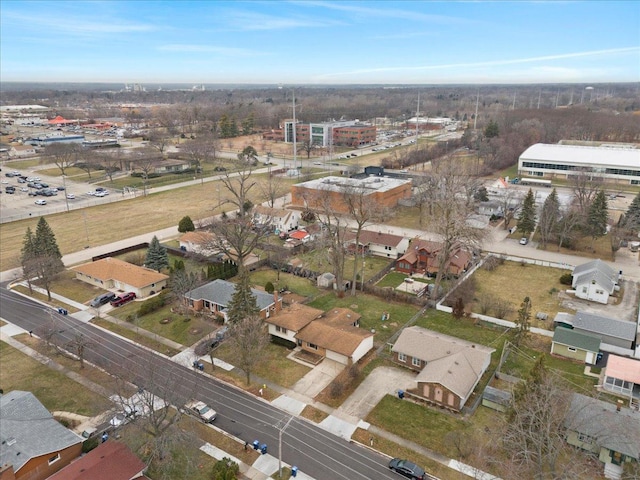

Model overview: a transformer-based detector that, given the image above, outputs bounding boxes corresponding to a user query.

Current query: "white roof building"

[518,143,640,186]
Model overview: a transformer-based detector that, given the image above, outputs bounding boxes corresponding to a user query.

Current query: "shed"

[482,386,512,412]
[317,272,336,289]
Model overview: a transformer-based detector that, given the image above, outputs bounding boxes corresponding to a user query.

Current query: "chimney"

[273,290,282,314]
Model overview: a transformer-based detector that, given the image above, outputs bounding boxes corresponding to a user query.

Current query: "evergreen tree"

[484,120,499,138]
[226,269,259,324]
[21,218,64,300]
[622,192,640,233]
[177,215,195,233]
[517,189,537,236]
[514,296,532,346]
[538,188,560,249]
[474,186,489,203]
[145,236,169,272]
[587,190,608,248]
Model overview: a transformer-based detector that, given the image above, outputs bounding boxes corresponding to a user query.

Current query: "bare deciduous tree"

[227,314,269,385]
[43,142,80,175]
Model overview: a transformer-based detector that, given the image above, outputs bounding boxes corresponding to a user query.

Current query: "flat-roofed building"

[518,143,640,186]
[291,175,411,214]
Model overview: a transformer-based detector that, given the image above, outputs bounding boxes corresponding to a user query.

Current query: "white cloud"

[158,44,258,56]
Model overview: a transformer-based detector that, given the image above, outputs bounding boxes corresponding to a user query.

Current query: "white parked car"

[66,193,75,199]
[95,191,106,197]
[87,191,96,196]
[20,187,29,192]
[35,199,47,205]
[519,237,529,245]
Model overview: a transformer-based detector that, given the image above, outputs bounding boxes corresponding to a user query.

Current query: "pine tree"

[517,189,537,236]
[21,218,64,300]
[484,120,499,138]
[145,236,168,272]
[587,190,608,248]
[538,188,560,249]
[178,215,195,233]
[226,269,259,324]
[514,296,532,346]
[622,192,640,233]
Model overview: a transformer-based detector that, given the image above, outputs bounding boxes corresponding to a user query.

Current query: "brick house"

[395,239,471,277]
[391,326,494,411]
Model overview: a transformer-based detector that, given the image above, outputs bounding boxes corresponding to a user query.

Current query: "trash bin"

[253,440,260,450]
[57,308,68,315]
[398,390,404,399]
[260,443,267,455]
[198,363,204,371]
[291,466,298,477]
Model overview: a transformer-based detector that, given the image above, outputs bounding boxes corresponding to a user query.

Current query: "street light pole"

[277,415,294,478]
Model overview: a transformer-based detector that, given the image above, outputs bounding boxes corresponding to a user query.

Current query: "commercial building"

[281,119,376,148]
[518,143,640,186]
[291,175,412,214]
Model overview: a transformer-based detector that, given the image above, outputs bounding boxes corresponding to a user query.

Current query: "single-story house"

[73,257,169,299]
[344,230,409,259]
[565,393,640,479]
[288,230,312,243]
[185,279,281,321]
[395,239,471,277]
[476,201,503,217]
[47,441,146,480]
[571,259,619,305]
[602,354,640,408]
[391,326,495,411]
[178,231,217,256]
[253,206,301,233]
[481,386,512,413]
[294,308,373,365]
[264,303,323,347]
[0,391,83,480]
[551,327,601,364]
[9,145,37,157]
[554,311,637,351]
[151,159,191,174]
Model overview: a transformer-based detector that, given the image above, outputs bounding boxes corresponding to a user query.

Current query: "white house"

[253,205,301,233]
[344,230,410,259]
[9,145,37,157]
[572,259,618,304]
[179,231,218,256]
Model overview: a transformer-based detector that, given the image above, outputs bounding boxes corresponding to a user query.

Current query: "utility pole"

[473,90,479,131]
[277,415,294,478]
[292,91,297,170]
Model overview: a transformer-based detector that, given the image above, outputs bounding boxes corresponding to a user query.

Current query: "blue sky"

[1,1,638,84]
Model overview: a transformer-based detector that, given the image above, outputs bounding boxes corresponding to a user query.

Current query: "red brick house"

[395,239,471,277]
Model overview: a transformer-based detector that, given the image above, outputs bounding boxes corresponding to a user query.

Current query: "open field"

[0,339,113,416]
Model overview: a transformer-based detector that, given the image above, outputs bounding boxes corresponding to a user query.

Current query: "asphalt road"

[0,285,403,480]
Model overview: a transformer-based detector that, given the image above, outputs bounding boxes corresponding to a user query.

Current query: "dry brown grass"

[0,174,298,270]
[300,405,329,423]
[469,261,569,325]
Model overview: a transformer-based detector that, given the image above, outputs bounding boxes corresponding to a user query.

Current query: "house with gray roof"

[551,327,601,364]
[391,326,495,412]
[0,391,83,480]
[572,259,619,304]
[565,393,640,479]
[185,279,281,321]
[554,311,637,350]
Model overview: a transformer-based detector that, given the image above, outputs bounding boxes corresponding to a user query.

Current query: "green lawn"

[292,251,393,283]
[91,318,182,356]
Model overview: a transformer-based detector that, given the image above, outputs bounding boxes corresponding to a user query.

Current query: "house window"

[582,287,587,293]
[412,357,421,367]
[595,289,603,294]
[398,353,407,362]
[577,432,594,443]
[48,453,61,465]
[568,347,577,352]
[308,343,318,350]
[276,326,288,334]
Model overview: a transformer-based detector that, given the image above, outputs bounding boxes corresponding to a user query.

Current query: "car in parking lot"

[34,199,47,205]
[110,292,136,307]
[388,458,427,480]
[20,187,29,192]
[66,193,75,199]
[519,237,528,245]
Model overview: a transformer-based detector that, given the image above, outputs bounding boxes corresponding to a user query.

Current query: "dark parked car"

[389,458,427,480]
[90,292,117,308]
[110,292,136,307]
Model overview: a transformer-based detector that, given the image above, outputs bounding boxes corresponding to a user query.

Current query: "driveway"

[291,358,345,398]
[338,366,415,419]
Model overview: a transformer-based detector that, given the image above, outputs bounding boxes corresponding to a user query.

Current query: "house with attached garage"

[72,257,169,299]
[264,303,321,348]
[0,391,83,480]
[571,259,619,305]
[565,393,640,479]
[551,327,601,364]
[184,279,281,321]
[391,326,495,412]
[395,239,472,277]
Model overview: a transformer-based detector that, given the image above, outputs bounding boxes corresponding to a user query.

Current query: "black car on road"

[389,458,427,480]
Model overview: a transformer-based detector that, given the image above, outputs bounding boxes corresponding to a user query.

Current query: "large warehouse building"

[518,143,640,186]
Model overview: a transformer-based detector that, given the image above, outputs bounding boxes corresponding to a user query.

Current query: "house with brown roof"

[395,239,471,277]
[264,303,323,346]
[344,230,409,259]
[295,308,373,365]
[391,326,495,411]
[47,441,146,480]
[73,257,168,299]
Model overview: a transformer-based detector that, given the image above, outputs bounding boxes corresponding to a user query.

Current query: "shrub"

[483,256,501,271]
[264,281,275,294]
[559,273,572,285]
[137,291,168,316]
